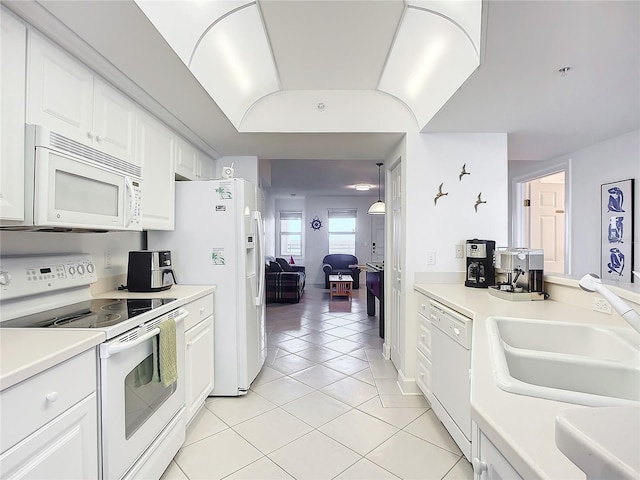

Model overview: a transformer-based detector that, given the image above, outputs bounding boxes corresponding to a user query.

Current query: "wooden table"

[329,274,353,300]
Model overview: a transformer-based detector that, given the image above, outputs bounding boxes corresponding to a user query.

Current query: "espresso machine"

[490,247,545,299]
[464,239,496,288]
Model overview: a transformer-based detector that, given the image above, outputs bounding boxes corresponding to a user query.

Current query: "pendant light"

[368,163,385,215]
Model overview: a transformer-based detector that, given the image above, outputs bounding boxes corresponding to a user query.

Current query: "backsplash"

[0,230,143,282]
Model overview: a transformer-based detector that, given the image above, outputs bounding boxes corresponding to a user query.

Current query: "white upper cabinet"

[175,137,199,180]
[26,30,138,165]
[137,110,175,230]
[92,79,137,163]
[175,137,216,181]
[0,8,26,221]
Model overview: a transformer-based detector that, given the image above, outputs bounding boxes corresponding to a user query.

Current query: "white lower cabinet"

[472,424,523,480]
[184,294,215,425]
[414,289,433,399]
[0,349,98,480]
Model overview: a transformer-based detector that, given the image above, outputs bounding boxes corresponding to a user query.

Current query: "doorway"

[522,171,567,274]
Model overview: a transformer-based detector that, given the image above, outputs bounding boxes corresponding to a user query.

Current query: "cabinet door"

[93,79,137,165]
[136,111,175,230]
[175,137,198,180]
[0,394,98,480]
[185,315,215,425]
[473,431,523,480]
[198,155,216,180]
[26,30,93,144]
[0,8,26,221]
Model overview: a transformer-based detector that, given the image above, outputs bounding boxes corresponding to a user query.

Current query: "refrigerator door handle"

[254,211,265,306]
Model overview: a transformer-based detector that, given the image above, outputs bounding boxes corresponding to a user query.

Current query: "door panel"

[528,174,565,273]
[390,161,402,367]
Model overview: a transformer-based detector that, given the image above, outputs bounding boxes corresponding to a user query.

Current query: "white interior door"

[390,161,402,367]
[527,172,565,273]
[371,215,385,262]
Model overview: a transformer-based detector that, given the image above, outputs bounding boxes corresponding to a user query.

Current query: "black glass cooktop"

[0,298,177,329]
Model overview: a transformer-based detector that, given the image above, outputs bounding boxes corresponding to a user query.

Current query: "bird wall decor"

[434,183,448,206]
[459,163,471,181]
[474,192,487,212]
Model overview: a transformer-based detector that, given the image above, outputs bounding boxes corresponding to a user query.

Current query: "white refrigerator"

[148,178,266,396]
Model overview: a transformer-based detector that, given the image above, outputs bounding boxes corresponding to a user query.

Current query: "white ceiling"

[7,0,639,197]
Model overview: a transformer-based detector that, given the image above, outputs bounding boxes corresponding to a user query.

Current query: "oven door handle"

[100,309,188,359]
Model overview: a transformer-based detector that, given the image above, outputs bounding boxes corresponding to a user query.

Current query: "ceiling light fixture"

[355,184,371,191]
[317,102,325,112]
[368,163,385,215]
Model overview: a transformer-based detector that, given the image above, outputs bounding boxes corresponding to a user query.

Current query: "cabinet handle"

[87,131,94,139]
[472,457,488,475]
[200,307,206,315]
[46,392,59,403]
[96,135,104,142]
[420,334,426,341]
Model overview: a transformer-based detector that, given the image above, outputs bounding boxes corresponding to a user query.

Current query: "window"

[279,211,302,256]
[328,209,356,254]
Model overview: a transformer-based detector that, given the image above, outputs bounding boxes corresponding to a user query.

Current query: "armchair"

[322,254,360,289]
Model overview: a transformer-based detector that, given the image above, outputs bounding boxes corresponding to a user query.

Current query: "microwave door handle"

[124,178,135,228]
[99,309,189,358]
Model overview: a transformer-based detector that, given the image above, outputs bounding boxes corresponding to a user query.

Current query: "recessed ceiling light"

[354,184,371,191]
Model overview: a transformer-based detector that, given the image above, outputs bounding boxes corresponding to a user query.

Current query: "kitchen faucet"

[579,272,640,334]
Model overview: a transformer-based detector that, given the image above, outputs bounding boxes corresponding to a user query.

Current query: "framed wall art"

[601,179,635,282]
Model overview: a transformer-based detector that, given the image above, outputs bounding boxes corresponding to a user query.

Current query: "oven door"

[33,147,141,231]
[99,309,186,480]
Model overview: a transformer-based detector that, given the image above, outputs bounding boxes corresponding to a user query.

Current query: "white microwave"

[2,125,142,231]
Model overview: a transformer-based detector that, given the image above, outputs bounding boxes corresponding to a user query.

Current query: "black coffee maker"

[464,239,496,288]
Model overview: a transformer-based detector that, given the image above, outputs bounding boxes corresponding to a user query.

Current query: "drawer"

[183,293,214,331]
[415,291,430,318]
[1,348,97,453]
[416,349,432,399]
[417,313,432,358]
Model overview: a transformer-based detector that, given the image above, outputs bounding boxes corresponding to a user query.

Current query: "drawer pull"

[472,458,488,475]
[200,307,206,315]
[45,392,59,403]
[420,334,426,341]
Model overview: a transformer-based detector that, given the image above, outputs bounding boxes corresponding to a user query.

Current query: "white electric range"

[0,253,187,480]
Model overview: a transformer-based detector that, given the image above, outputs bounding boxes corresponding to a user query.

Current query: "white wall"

[303,195,379,286]
[0,231,143,281]
[398,132,509,382]
[509,129,639,280]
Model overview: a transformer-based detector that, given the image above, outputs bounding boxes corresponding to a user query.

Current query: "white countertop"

[0,285,215,393]
[414,283,639,479]
[0,329,105,391]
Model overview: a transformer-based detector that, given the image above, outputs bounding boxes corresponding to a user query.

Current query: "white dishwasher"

[429,300,473,461]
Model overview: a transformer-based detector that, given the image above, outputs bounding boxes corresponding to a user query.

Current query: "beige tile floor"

[161,285,473,480]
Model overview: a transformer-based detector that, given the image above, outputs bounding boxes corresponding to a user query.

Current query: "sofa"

[265,257,306,303]
[322,254,360,289]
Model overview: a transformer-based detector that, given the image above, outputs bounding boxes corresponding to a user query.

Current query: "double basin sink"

[486,316,640,406]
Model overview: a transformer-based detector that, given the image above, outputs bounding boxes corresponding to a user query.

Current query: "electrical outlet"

[455,244,464,258]
[426,251,436,265]
[592,297,612,314]
[104,251,112,269]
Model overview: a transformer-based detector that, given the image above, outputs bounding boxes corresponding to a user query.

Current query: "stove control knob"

[69,266,76,276]
[87,263,95,274]
[77,264,86,275]
[0,271,11,285]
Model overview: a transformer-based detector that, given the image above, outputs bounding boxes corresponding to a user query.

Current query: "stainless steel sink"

[486,317,640,406]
